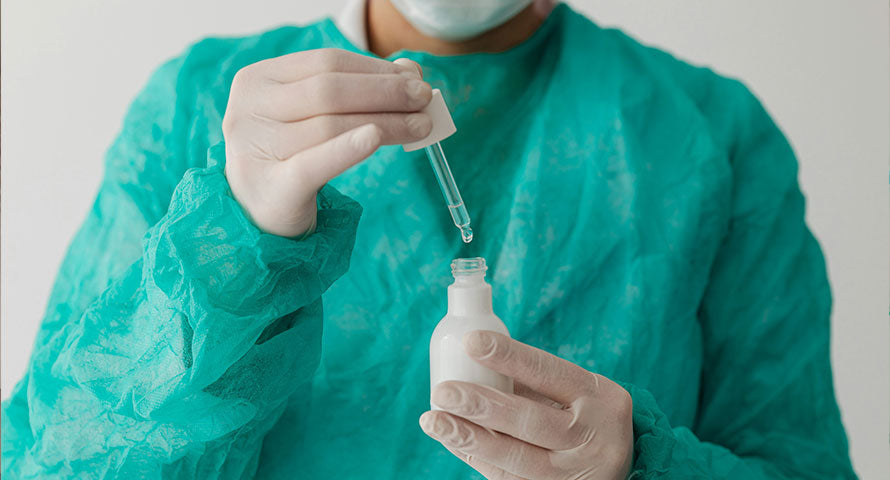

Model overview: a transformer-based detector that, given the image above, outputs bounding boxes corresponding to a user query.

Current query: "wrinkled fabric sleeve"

[620,85,856,479]
[1,55,362,479]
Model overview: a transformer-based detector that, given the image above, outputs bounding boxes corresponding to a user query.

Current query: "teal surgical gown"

[1,4,857,479]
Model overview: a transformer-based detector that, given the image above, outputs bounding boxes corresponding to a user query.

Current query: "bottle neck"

[447,274,493,316]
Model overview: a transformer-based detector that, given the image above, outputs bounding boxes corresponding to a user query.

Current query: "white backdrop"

[2,1,888,477]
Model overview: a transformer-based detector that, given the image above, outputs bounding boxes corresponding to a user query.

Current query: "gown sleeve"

[1,52,362,479]
[620,85,857,479]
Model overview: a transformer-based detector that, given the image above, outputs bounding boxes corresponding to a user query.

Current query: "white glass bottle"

[430,257,513,410]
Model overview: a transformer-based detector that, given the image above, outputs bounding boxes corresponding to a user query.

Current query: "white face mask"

[390,0,535,41]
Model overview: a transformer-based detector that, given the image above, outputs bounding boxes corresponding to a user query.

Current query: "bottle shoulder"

[431,313,510,339]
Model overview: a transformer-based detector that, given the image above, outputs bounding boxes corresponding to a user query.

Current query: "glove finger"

[393,57,424,79]
[247,48,419,83]
[281,123,382,187]
[270,112,432,155]
[463,330,596,405]
[432,381,583,451]
[513,380,565,409]
[257,72,432,121]
[445,446,528,480]
[420,411,555,479]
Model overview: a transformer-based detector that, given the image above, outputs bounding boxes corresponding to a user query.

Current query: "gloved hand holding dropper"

[223,49,433,238]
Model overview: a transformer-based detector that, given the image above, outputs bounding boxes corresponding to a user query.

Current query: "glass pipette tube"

[424,142,473,243]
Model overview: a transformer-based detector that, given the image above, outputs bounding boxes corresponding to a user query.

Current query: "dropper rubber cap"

[402,89,457,152]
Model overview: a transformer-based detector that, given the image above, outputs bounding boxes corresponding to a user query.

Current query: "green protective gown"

[1,4,857,479]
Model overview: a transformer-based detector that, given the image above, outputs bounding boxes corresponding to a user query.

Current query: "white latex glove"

[223,49,433,238]
[420,331,634,480]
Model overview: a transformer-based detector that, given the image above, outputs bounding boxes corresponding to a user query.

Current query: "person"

[1,0,858,478]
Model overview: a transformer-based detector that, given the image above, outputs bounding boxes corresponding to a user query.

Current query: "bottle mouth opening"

[452,257,487,276]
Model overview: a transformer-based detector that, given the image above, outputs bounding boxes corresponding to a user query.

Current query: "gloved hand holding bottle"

[223,49,433,238]
[420,330,634,480]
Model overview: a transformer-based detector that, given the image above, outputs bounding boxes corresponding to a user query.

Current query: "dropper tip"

[460,226,474,243]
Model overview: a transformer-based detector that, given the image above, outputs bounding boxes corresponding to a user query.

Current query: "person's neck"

[367,0,552,57]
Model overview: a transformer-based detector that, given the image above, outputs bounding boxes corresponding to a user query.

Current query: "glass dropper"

[424,142,473,243]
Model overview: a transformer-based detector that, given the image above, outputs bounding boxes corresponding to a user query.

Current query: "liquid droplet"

[460,226,474,243]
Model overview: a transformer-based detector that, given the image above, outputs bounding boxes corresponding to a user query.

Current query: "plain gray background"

[2,1,888,477]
